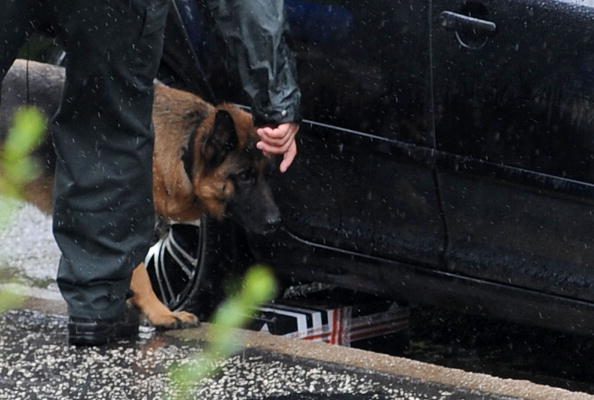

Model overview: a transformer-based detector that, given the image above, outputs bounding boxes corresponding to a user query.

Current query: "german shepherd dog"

[0,60,281,328]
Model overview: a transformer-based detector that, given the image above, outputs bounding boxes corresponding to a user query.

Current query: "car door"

[267,0,446,267]
[432,0,594,300]
[196,0,445,267]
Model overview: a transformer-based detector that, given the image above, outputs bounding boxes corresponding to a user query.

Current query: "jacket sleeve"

[205,0,301,126]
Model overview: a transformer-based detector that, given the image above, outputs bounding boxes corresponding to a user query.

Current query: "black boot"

[68,305,140,346]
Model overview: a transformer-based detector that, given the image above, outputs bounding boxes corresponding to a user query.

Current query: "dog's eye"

[236,170,255,183]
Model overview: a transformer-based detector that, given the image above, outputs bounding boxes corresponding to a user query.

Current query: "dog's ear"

[202,110,238,170]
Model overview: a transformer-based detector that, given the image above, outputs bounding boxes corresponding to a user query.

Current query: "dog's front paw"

[148,310,200,330]
[171,311,200,328]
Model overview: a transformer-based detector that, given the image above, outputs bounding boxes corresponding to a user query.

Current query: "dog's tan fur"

[152,84,255,221]
[12,68,258,328]
[137,85,259,327]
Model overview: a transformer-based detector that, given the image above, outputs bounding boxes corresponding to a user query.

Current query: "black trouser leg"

[0,0,30,90]
[50,0,170,319]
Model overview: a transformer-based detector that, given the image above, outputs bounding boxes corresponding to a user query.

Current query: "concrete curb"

[168,326,594,400]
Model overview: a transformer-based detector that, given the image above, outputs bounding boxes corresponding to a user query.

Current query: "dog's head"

[191,105,281,235]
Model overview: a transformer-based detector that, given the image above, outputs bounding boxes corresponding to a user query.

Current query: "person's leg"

[51,0,170,326]
[0,1,31,91]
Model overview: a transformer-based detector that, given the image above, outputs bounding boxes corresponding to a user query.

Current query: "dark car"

[152,0,594,335]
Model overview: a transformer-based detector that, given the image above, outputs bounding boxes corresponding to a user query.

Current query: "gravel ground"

[0,310,518,400]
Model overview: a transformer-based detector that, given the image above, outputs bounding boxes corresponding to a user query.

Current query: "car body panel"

[274,0,445,265]
[432,0,594,301]
[273,121,444,265]
[252,228,594,334]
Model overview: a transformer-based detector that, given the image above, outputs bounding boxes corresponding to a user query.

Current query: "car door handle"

[439,11,496,35]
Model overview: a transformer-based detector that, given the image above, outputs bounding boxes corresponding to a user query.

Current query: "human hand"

[256,122,300,173]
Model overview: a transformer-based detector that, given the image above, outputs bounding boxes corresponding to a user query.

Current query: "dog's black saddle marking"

[181,110,206,180]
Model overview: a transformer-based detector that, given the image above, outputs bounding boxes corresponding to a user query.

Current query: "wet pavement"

[0,309,525,400]
[401,307,594,395]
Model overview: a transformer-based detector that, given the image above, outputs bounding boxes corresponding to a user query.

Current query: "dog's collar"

[182,127,200,181]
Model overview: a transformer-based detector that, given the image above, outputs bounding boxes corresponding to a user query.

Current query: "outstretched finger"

[280,141,298,173]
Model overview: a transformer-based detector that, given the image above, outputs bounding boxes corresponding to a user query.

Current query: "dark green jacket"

[206,0,301,126]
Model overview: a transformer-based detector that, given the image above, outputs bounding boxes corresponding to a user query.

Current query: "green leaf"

[242,265,277,304]
[4,107,47,160]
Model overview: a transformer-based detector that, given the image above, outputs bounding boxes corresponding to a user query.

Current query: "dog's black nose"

[263,213,282,233]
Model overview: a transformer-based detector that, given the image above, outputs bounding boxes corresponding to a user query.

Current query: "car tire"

[145,216,250,321]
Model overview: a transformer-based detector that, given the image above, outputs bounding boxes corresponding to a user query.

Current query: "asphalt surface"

[0,309,521,400]
[2,203,594,400]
